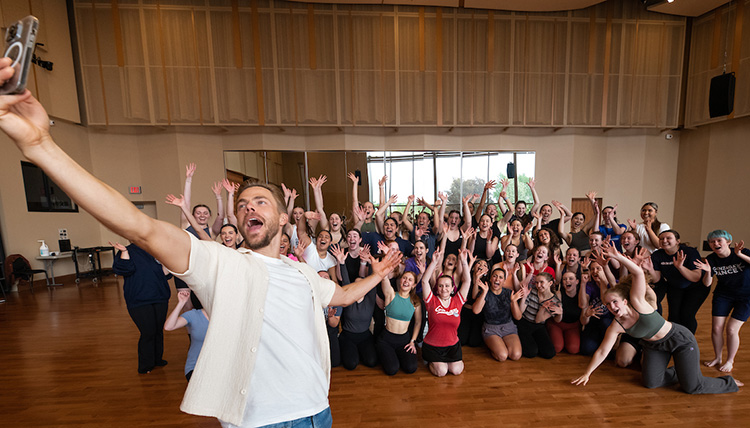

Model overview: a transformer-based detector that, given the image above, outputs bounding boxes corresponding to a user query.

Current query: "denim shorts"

[712,293,750,322]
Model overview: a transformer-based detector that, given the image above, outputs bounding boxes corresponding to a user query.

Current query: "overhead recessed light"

[667,0,674,3]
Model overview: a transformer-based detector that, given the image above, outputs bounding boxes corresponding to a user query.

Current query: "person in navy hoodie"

[112,241,172,374]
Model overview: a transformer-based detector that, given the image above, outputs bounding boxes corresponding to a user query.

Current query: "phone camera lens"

[7,25,17,41]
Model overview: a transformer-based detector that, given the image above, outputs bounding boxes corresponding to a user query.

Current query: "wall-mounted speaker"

[507,162,516,179]
[709,72,735,118]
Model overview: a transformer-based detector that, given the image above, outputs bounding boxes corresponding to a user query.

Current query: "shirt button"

[240,389,247,395]
[251,347,257,352]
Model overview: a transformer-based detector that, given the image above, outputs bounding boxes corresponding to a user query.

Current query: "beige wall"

[675,115,750,252]
[2,125,683,279]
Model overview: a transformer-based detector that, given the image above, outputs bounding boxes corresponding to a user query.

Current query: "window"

[21,161,79,213]
[366,151,535,215]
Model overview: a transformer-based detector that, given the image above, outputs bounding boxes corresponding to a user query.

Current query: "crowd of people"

[154,165,746,394]
[0,64,744,427]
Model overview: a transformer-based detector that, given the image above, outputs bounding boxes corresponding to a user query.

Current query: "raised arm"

[475,180,496,223]
[348,171,361,215]
[461,194,473,232]
[422,247,443,301]
[557,204,571,244]
[222,179,239,226]
[164,289,191,331]
[605,244,651,312]
[378,175,387,208]
[434,191,448,234]
[402,195,415,232]
[510,286,529,321]
[552,200,573,223]
[181,162,196,229]
[527,178,540,215]
[210,181,225,236]
[735,240,750,264]
[457,249,472,300]
[472,279,489,314]
[310,175,329,230]
[375,194,398,234]
[166,194,213,241]
[0,85,191,273]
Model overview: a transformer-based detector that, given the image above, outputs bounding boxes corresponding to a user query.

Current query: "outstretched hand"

[0,71,51,154]
[735,240,745,255]
[571,374,590,386]
[165,194,188,210]
[372,250,403,278]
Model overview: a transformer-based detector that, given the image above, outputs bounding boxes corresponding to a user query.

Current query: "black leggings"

[457,306,484,347]
[376,330,417,375]
[666,282,711,334]
[327,324,341,368]
[127,302,168,373]
[517,318,556,359]
[339,329,378,370]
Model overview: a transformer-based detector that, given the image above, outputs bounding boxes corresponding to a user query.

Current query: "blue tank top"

[385,293,416,322]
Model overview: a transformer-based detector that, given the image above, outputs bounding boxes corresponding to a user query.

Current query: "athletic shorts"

[619,333,642,353]
[712,293,750,322]
[422,340,462,363]
[482,320,518,339]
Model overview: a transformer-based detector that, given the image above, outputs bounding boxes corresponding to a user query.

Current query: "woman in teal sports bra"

[375,271,422,375]
[573,244,742,394]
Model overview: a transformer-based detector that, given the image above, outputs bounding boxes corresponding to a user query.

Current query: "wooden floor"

[1,276,747,427]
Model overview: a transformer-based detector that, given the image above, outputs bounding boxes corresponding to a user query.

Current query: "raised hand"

[477,278,489,294]
[372,250,403,278]
[511,286,529,302]
[464,227,476,241]
[585,304,606,319]
[462,194,472,205]
[108,241,128,252]
[387,194,398,205]
[377,240,390,255]
[304,211,321,221]
[347,172,359,184]
[415,227,424,240]
[222,178,236,194]
[527,178,536,189]
[281,183,291,199]
[586,190,597,201]
[581,257,592,270]
[735,240,745,255]
[177,289,191,302]
[352,204,366,223]
[484,180,497,191]
[500,178,510,190]
[438,191,448,203]
[211,181,222,196]
[378,175,388,187]
[330,244,347,264]
[185,162,197,178]
[553,251,562,267]
[673,250,686,268]
[694,258,711,273]
[360,245,372,263]
[627,218,638,230]
[165,193,188,210]
[544,301,562,316]
[416,258,426,274]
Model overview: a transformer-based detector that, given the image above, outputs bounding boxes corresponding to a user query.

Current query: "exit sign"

[129,186,142,194]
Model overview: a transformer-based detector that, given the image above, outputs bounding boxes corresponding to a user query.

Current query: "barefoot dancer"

[695,230,750,373]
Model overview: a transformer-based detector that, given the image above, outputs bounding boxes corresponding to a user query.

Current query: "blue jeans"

[258,408,332,428]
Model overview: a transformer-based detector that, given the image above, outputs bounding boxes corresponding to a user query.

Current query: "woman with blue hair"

[695,230,750,373]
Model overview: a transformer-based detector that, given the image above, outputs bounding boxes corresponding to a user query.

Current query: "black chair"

[6,254,49,294]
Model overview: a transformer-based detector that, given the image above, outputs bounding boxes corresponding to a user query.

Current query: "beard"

[240,217,280,251]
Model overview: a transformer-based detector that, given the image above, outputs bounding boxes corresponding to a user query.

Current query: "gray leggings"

[641,323,738,394]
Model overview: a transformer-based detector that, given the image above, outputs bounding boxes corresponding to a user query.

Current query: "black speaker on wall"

[507,162,516,179]
[709,72,736,118]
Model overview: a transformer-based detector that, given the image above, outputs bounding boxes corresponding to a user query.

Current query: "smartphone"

[0,15,39,95]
